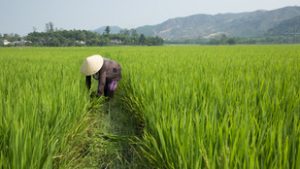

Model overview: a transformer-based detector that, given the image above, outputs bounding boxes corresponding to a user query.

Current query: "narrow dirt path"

[82,97,141,169]
[101,98,141,168]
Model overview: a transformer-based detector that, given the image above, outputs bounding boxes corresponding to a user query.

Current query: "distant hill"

[136,6,300,40]
[94,26,122,34]
[267,15,300,35]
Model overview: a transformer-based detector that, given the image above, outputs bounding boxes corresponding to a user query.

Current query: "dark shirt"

[94,59,122,96]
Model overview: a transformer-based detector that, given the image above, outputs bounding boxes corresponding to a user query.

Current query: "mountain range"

[94,6,300,40]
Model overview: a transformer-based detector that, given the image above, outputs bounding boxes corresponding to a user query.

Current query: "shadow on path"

[83,96,143,169]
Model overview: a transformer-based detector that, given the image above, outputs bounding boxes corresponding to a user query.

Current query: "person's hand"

[90,91,99,98]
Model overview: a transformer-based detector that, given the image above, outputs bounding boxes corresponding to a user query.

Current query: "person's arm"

[86,76,91,90]
[98,70,106,96]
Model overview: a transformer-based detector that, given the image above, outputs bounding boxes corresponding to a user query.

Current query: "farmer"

[81,55,121,97]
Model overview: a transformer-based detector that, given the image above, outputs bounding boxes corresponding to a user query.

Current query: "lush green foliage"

[116,46,300,168]
[0,47,138,169]
[0,48,96,168]
[24,29,163,47]
[0,46,299,169]
[0,33,21,43]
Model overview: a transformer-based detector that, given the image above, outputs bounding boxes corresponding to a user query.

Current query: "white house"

[3,40,10,46]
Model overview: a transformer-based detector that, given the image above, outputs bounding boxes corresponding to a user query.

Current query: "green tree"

[139,34,146,45]
[45,22,54,32]
[104,26,110,35]
[227,38,236,45]
[77,32,86,41]
[120,29,130,36]
[33,27,37,32]
[0,34,3,46]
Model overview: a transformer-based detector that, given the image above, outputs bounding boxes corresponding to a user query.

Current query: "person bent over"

[81,55,122,98]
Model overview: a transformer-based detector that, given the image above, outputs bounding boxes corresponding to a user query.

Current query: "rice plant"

[1,46,299,169]
[117,45,300,169]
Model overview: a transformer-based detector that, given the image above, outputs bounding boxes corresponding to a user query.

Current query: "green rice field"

[0,45,300,169]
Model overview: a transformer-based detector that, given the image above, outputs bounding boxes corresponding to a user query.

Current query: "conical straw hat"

[81,55,104,76]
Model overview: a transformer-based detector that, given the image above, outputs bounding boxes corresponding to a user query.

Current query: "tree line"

[166,34,300,45]
[0,24,163,47]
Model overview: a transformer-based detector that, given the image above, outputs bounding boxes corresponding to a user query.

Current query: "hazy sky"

[1,0,300,35]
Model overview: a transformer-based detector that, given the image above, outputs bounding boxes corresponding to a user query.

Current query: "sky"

[1,0,300,35]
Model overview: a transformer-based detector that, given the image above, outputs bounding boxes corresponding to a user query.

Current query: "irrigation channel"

[84,94,145,169]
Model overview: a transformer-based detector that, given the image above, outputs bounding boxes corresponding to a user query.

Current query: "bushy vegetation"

[0,25,164,47]
[25,30,163,47]
[166,35,300,45]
